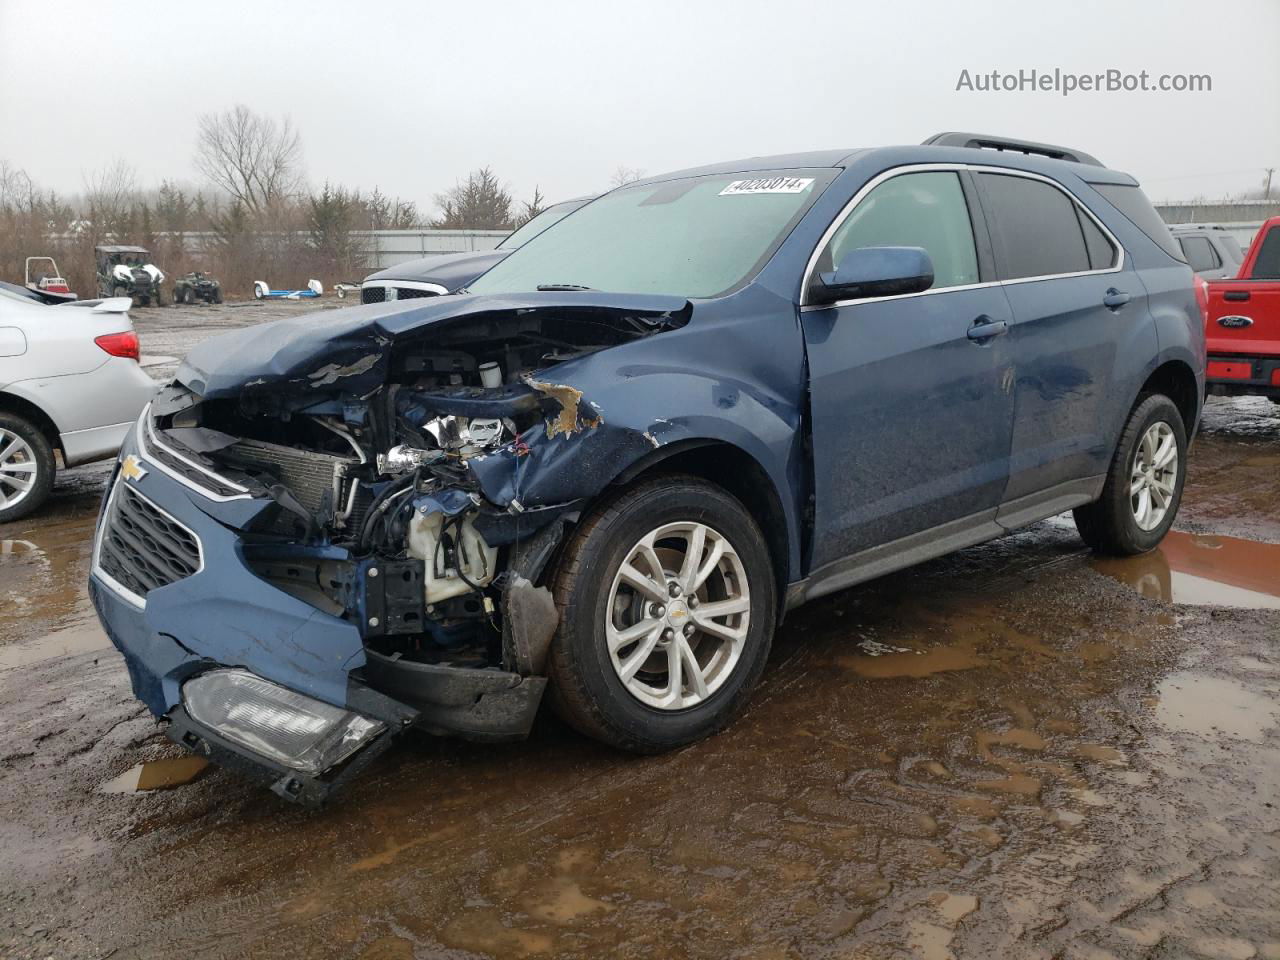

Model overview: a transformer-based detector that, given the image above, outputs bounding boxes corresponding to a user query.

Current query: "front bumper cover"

[89,422,548,805]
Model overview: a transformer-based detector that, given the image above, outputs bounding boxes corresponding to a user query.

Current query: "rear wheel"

[1074,394,1186,555]
[112,284,129,300]
[548,476,776,752]
[0,415,55,523]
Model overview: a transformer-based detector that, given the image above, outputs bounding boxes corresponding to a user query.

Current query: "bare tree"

[194,104,303,215]
[82,159,138,238]
[610,165,645,188]
[512,186,546,226]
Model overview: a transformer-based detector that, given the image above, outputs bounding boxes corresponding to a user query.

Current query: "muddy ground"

[1,299,1278,960]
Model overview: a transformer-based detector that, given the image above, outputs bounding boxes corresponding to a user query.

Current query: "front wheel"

[0,414,55,523]
[548,475,776,753]
[1074,394,1187,555]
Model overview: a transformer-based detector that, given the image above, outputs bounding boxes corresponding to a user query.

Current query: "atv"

[95,245,165,307]
[173,271,223,304]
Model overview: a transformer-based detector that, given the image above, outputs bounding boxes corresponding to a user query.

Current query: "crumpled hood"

[177,291,691,403]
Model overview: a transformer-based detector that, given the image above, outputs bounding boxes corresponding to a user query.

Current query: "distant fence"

[148,229,508,271]
[1155,202,1278,251]
[1155,201,1279,224]
[357,229,508,268]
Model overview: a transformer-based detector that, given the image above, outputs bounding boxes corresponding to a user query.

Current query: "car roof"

[96,245,150,254]
[630,137,1135,188]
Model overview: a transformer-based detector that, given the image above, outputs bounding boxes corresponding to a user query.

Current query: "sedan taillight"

[95,331,140,361]
[1194,275,1210,325]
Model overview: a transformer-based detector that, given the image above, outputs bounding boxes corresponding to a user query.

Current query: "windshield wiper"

[536,283,595,292]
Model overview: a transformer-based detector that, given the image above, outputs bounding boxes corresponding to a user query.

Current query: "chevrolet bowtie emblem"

[120,454,148,483]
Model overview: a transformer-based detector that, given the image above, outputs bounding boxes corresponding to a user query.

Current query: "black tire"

[1073,394,1187,556]
[153,286,166,307]
[0,413,55,523]
[211,286,223,304]
[548,474,776,753]
[112,284,129,300]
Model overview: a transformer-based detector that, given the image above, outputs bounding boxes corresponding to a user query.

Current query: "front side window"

[816,171,979,292]
[978,173,1092,280]
[467,169,836,299]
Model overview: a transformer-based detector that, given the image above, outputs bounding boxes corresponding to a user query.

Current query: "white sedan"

[0,284,158,521]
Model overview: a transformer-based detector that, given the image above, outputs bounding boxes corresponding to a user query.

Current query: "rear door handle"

[966,316,1008,341]
[1103,288,1131,310]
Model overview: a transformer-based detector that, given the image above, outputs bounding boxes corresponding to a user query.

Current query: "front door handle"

[966,316,1009,341]
[1103,288,1131,310]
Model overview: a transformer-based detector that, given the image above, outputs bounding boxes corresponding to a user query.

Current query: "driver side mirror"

[810,246,934,305]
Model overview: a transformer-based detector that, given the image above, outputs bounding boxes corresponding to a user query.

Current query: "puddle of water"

[1093,531,1280,609]
[1155,672,1279,743]
[523,877,613,924]
[930,891,979,922]
[100,756,209,794]
[839,643,985,679]
[0,621,112,671]
[1073,744,1126,765]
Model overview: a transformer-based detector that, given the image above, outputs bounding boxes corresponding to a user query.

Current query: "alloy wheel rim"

[0,428,38,510]
[605,521,751,710]
[1130,421,1177,532]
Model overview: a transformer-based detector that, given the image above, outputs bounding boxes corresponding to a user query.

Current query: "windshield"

[468,169,836,298]
[497,199,589,250]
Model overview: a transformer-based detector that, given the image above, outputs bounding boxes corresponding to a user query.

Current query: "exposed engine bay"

[146,299,690,685]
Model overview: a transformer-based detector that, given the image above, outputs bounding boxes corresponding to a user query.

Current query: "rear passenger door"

[974,171,1133,522]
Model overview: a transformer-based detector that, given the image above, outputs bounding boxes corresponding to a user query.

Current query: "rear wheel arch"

[607,440,792,620]
[0,391,62,456]
[1137,359,1200,437]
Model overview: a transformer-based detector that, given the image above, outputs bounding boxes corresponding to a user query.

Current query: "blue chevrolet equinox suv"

[91,132,1204,803]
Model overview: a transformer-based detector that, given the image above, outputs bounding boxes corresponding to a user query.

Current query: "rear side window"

[977,173,1091,279]
[1179,236,1222,273]
[818,171,979,291]
[1251,227,1280,279]
[1093,183,1186,263]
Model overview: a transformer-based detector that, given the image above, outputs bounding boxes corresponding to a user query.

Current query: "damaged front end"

[90,292,691,803]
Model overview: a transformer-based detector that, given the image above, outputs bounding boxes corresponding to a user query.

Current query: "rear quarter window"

[1093,183,1186,263]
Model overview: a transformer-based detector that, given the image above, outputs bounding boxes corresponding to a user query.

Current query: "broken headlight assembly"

[182,669,385,775]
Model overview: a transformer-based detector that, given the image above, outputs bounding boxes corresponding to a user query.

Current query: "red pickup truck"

[1203,215,1280,402]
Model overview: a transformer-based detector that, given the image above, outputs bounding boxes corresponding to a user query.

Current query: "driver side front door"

[800,168,1016,591]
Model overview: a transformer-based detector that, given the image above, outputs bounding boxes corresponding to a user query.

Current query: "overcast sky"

[2,0,1277,211]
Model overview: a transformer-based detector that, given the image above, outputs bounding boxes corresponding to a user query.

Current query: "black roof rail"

[923,132,1104,168]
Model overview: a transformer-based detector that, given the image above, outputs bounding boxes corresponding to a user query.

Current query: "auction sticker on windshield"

[719,177,815,195]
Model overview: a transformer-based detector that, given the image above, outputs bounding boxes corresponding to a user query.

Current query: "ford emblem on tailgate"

[1217,315,1253,328]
